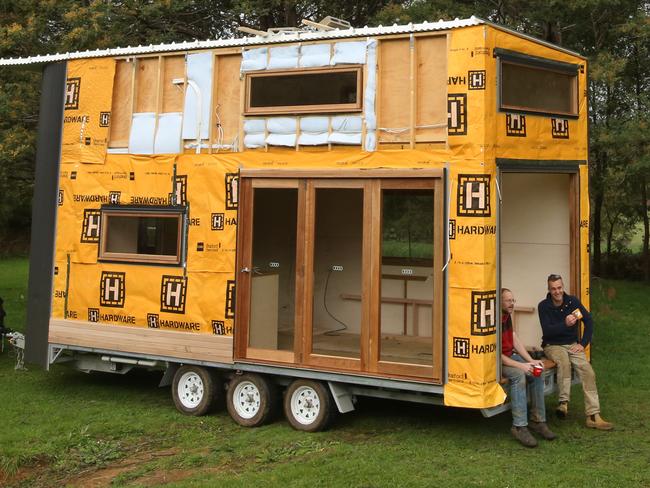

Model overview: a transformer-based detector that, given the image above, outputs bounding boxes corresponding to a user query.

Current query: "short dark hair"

[547,274,562,283]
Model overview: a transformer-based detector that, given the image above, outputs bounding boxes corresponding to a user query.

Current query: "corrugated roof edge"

[0,16,584,66]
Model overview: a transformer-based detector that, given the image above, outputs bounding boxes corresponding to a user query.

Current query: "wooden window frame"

[98,206,185,265]
[498,58,579,118]
[244,66,363,115]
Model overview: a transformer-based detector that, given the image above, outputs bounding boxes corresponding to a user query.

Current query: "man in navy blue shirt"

[538,274,612,430]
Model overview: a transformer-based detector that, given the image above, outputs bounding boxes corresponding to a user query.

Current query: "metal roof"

[0,17,483,66]
[0,16,584,67]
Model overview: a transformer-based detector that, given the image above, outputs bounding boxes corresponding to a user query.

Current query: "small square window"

[98,207,185,265]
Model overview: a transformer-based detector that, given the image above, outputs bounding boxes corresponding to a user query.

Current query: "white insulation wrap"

[243,118,266,149]
[331,41,367,65]
[268,45,299,70]
[241,47,268,71]
[299,116,329,145]
[182,52,214,141]
[129,113,156,154]
[364,39,378,151]
[154,113,183,154]
[299,43,331,68]
[266,117,297,147]
[330,115,363,145]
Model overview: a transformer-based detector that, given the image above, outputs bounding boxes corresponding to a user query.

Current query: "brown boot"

[528,421,557,440]
[511,426,538,447]
[586,413,613,431]
[556,401,568,419]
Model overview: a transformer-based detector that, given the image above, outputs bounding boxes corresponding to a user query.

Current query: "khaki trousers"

[543,344,601,416]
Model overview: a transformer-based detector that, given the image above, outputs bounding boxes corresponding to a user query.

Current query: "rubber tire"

[171,365,219,416]
[284,379,335,432]
[226,373,279,427]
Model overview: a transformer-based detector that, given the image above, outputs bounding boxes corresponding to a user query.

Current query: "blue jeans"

[502,354,546,427]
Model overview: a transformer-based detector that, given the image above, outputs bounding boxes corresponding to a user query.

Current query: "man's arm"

[578,301,593,348]
[512,332,544,368]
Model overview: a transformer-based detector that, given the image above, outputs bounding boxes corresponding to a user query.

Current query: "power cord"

[322,268,349,336]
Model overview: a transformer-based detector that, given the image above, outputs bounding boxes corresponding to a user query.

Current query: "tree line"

[1,1,648,280]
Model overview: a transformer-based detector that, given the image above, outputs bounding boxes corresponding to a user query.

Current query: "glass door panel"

[310,187,364,360]
[249,187,298,353]
[379,188,434,366]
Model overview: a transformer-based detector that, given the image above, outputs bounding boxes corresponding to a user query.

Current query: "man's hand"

[565,314,577,327]
[569,343,585,353]
[518,362,534,374]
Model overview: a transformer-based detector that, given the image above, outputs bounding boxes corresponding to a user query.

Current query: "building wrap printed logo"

[225,173,239,210]
[457,175,491,217]
[170,175,187,205]
[211,213,224,231]
[468,70,486,90]
[81,209,101,243]
[99,112,111,128]
[470,290,497,336]
[100,271,126,308]
[448,93,467,135]
[225,280,236,319]
[506,113,526,137]
[58,190,64,206]
[88,308,99,322]
[160,276,187,314]
[551,118,569,139]
[453,337,470,358]
[109,191,121,204]
[147,313,160,328]
[65,78,81,110]
[211,320,233,335]
[449,219,456,240]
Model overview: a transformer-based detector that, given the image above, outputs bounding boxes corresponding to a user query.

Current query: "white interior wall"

[501,172,571,348]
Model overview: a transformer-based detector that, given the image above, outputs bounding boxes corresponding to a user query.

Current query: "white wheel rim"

[177,371,204,409]
[232,380,262,419]
[290,385,321,425]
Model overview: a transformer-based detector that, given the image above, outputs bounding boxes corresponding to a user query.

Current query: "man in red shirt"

[502,288,556,447]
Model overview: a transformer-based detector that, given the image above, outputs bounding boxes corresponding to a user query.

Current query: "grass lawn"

[1,258,649,487]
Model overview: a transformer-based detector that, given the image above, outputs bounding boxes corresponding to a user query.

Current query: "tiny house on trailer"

[9,16,590,430]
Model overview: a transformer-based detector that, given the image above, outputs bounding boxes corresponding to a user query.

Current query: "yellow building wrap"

[61,58,116,165]
[50,22,589,411]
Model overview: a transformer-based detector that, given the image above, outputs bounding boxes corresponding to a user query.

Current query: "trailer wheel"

[227,373,278,427]
[284,379,335,432]
[172,365,218,416]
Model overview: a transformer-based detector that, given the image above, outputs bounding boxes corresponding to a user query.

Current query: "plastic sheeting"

[154,113,183,154]
[128,113,156,154]
[364,39,378,150]
[268,45,299,70]
[182,52,214,141]
[241,47,267,71]
[298,43,331,68]
[331,41,367,65]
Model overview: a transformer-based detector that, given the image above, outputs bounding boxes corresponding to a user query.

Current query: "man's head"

[547,274,565,305]
[501,288,515,314]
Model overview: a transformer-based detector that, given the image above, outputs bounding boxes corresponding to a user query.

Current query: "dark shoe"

[556,401,568,419]
[511,426,538,447]
[586,413,613,431]
[528,421,557,440]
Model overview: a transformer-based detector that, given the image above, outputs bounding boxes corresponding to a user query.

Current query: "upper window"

[245,67,363,115]
[99,207,185,265]
[498,51,579,117]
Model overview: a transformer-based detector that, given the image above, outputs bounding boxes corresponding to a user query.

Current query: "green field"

[1,258,649,487]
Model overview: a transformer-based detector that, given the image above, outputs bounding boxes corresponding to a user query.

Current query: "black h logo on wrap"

[449,219,457,240]
[147,313,160,328]
[99,112,111,128]
[88,308,99,322]
[448,93,467,135]
[100,272,125,307]
[468,70,486,90]
[109,191,121,204]
[65,78,81,110]
[225,173,239,210]
[171,175,187,206]
[453,337,470,358]
[457,175,491,217]
[471,290,497,336]
[58,190,64,206]
[161,276,187,314]
[211,213,224,231]
[506,113,526,137]
[211,320,225,335]
[81,209,101,243]
[225,280,236,318]
[551,118,569,139]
